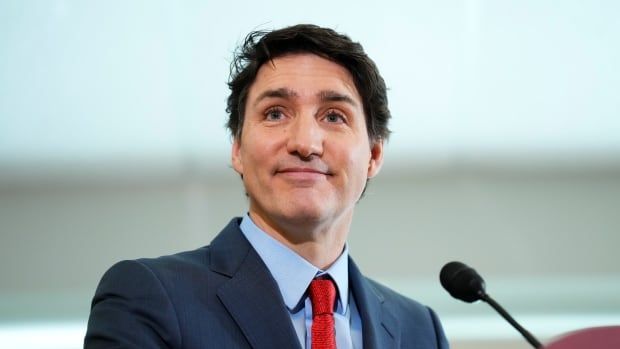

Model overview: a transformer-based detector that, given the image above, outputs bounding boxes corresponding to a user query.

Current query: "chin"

[281,206,327,223]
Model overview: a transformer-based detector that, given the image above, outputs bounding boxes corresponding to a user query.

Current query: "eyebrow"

[252,88,358,108]
[317,90,358,107]
[253,88,298,107]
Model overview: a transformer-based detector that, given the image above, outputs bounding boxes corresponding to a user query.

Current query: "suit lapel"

[349,257,400,349]
[210,219,302,349]
[209,220,400,349]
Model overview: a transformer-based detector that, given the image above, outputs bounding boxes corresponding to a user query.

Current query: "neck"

[247,211,350,269]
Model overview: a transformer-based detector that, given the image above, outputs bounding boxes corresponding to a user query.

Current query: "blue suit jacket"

[85,218,449,348]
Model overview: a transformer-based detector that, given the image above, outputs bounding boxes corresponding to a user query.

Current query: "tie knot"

[309,278,336,316]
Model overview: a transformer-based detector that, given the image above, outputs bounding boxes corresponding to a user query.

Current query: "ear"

[367,139,384,178]
[231,137,244,175]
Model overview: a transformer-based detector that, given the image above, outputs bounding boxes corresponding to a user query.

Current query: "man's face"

[232,53,383,237]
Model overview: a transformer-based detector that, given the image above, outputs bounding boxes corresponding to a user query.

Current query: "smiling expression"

[232,53,384,241]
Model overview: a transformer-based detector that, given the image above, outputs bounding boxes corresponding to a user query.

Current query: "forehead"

[247,53,362,103]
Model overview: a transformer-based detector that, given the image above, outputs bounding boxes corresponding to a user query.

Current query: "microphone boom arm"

[479,292,543,349]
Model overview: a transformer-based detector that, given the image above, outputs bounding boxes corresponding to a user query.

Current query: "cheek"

[352,144,372,167]
[244,146,273,177]
[340,148,372,180]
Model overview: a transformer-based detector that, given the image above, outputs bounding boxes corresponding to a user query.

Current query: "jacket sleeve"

[84,260,182,349]
[427,307,450,349]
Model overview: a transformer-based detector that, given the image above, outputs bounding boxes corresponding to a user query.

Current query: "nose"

[286,114,324,159]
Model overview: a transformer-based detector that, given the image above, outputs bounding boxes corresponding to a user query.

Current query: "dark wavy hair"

[226,24,391,142]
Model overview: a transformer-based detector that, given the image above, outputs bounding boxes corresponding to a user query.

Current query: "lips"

[276,166,331,180]
[278,167,329,175]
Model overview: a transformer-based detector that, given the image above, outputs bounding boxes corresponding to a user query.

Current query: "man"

[85,24,448,349]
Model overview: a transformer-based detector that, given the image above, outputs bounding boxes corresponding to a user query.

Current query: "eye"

[324,110,346,124]
[265,107,285,121]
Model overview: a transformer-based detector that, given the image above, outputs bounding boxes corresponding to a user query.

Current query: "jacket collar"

[211,218,302,349]
[209,218,400,349]
[349,257,400,349]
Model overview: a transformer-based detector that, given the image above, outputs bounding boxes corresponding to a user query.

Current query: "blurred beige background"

[1,1,619,348]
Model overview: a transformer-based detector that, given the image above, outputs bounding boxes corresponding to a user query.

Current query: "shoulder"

[91,245,217,320]
[98,245,211,288]
[85,218,247,348]
[86,250,214,348]
[363,277,449,348]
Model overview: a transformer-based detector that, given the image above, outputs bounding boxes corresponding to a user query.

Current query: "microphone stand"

[479,292,543,349]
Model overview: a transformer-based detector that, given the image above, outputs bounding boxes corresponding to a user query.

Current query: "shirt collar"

[239,213,349,313]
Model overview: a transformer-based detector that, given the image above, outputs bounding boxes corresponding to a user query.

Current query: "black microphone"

[440,261,543,349]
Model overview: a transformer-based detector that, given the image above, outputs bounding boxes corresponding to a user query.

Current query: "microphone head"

[440,261,487,303]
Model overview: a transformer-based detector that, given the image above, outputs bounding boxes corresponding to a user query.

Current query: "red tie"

[309,278,337,349]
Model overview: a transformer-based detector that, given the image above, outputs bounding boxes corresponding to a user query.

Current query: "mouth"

[278,167,329,174]
[276,167,331,180]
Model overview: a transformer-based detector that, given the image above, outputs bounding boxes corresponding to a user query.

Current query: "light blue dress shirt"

[240,214,363,349]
